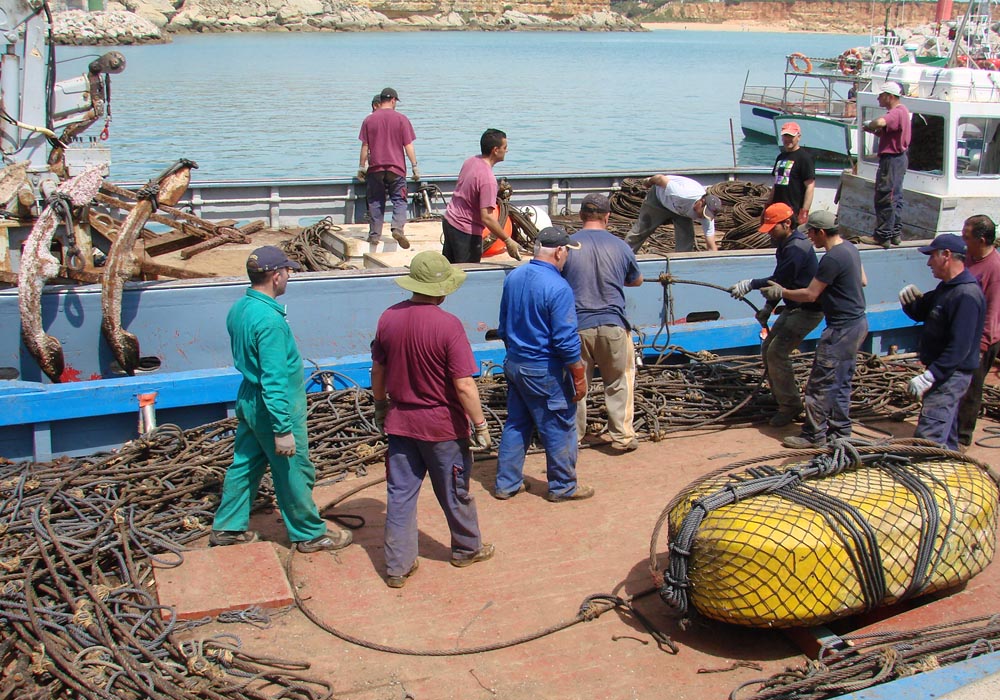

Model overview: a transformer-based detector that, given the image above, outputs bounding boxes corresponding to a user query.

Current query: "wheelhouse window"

[860,107,945,175]
[956,117,1000,177]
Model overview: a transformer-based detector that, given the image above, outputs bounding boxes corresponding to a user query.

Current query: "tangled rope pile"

[0,386,384,699]
[730,614,1000,700]
[550,178,774,254]
[2,351,995,697]
[280,217,356,272]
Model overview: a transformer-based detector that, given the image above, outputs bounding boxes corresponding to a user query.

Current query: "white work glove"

[373,399,387,434]
[504,238,522,261]
[761,282,785,302]
[907,370,935,400]
[469,420,492,451]
[899,284,923,306]
[356,166,367,182]
[411,164,421,181]
[274,432,296,456]
[729,279,753,299]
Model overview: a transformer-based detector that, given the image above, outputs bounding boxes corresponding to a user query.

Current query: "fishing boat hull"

[667,456,999,628]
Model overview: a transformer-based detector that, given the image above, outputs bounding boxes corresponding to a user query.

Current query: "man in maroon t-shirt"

[358,87,419,249]
[862,82,911,247]
[371,251,494,588]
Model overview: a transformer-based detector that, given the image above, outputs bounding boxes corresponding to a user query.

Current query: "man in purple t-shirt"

[442,128,522,264]
[862,82,911,247]
[358,87,419,249]
[371,251,494,588]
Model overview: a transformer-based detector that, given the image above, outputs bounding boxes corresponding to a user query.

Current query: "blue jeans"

[874,152,907,241]
[624,188,697,253]
[384,435,482,577]
[496,358,579,497]
[917,370,974,451]
[802,318,868,442]
[366,169,408,238]
[958,341,998,446]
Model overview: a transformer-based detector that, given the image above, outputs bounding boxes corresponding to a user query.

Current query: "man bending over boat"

[767,121,815,226]
[562,193,644,452]
[494,227,593,502]
[358,87,419,249]
[442,128,521,264]
[730,202,822,428]
[625,174,722,253]
[899,235,985,451]
[957,215,1000,448]
[210,246,353,553]
[371,252,494,588]
[760,212,868,449]
[861,82,910,248]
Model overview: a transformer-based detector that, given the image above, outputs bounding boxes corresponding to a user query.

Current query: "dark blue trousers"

[366,170,408,238]
[917,370,974,451]
[496,358,579,498]
[874,152,907,242]
[802,318,868,442]
[384,435,482,577]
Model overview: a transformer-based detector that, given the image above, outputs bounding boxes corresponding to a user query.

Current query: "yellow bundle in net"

[664,455,998,628]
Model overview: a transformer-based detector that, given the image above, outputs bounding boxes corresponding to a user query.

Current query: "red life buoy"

[788,52,813,74]
[839,49,863,76]
[482,207,514,257]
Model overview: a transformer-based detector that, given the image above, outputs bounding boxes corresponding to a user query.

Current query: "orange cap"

[759,203,794,233]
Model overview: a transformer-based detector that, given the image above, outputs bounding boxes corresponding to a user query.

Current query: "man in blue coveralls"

[211,246,353,552]
[494,227,593,502]
[898,234,985,450]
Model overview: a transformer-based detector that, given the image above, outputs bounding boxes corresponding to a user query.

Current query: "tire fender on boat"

[788,52,812,74]
[839,49,863,75]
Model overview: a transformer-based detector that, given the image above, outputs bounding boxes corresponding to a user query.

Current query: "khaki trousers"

[576,325,636,449]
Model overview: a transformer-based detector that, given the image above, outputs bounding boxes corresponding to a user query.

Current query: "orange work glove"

[569,363,587,403]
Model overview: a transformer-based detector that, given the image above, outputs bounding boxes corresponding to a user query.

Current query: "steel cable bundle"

[730,614,1000,700]
[653,439,998,629]
[551,178,774,254]
[279,216,355,272]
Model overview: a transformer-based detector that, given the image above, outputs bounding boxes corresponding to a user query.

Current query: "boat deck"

[166,415,1000,700]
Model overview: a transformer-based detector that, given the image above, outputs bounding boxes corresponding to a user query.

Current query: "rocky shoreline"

[52,3,640,45]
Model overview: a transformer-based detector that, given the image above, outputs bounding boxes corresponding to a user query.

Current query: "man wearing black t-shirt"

[761,211,868,449]
[768,122,815,226]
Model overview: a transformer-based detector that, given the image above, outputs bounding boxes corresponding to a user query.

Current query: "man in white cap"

[211,246,353,553]
[899,234,985,450]
[862,82,910,248]
[767,121,815,226]
[625,174,722,253]
[371,251,494,588]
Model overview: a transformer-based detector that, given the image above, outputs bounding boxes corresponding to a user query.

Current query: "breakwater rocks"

[51,2,638,44]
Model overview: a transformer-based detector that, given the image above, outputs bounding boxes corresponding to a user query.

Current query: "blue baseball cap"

[918,234,966,256]
[246,246,301,272]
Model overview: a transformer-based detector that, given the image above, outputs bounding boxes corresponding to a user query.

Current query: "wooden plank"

[139,257,216,280]
[144,229,204,257]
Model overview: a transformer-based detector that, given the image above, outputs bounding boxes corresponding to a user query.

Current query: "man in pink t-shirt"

[358,87,418,249]
[862,82,911,247]
[442,128,522,264]
[958,215,1000,447]
[371,251,494,588]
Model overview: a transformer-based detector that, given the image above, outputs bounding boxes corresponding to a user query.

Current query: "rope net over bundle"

[653,441,999,629]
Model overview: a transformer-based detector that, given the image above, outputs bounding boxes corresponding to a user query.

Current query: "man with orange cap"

[767,121,815,226]
[730,203,822,426]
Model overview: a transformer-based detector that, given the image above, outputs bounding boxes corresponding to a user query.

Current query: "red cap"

[780,121,802,136]
[759,203,794,233]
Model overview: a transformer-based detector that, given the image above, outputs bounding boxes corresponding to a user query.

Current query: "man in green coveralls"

[210,246,353,552]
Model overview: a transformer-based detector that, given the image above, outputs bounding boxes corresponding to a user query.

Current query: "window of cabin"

[860,107,945,174]
[956,117,1000,177]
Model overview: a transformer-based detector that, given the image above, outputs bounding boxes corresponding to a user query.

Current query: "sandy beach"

[643,20,787,32]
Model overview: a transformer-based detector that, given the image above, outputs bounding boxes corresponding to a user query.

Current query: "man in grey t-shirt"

[760,211,868,448]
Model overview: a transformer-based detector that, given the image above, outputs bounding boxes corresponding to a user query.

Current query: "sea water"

[57,29,863,183]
